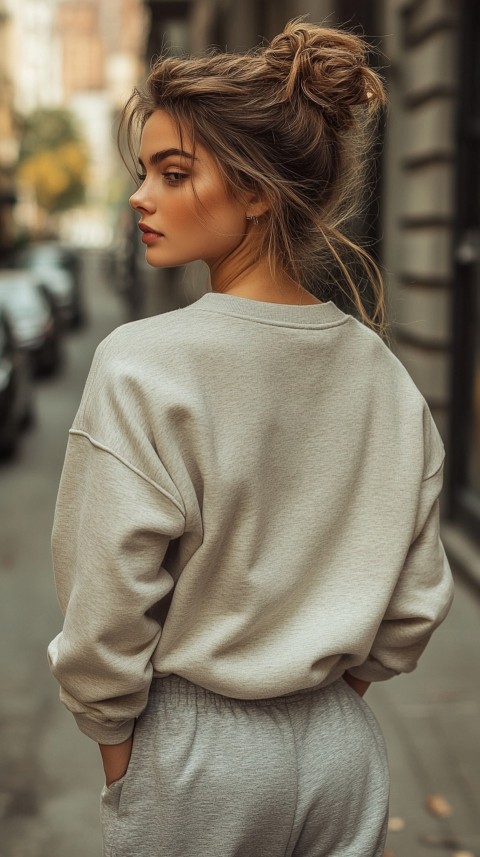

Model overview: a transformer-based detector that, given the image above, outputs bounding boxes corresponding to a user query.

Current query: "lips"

[138,223,163,236]
[138,222,164,245]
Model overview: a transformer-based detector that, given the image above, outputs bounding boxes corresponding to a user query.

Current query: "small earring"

[246,214,259,225]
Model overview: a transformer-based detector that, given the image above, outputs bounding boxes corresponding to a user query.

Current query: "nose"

[129,184,155,214]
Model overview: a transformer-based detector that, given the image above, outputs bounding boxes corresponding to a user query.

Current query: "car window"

[20,246,64,267]
[0,285,46,317]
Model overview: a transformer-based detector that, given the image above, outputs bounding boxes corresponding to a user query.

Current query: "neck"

[208,250,321,306]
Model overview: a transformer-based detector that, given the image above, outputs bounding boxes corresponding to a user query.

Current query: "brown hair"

[120,19,388,335]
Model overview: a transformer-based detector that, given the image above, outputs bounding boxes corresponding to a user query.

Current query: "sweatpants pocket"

[100,724,141,855]
[100,777,125,857]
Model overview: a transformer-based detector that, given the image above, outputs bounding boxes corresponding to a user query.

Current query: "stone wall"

[380,0,459,452]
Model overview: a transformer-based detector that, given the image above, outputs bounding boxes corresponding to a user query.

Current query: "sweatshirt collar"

[193,291,350,328]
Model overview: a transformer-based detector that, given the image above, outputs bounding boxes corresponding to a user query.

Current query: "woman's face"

[129,110,251,268]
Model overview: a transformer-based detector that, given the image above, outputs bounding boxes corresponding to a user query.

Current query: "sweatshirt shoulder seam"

[69,428,186,518]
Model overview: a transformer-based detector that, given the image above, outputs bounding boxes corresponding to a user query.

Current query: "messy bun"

[120,19,388,335]
[264,22,385,131]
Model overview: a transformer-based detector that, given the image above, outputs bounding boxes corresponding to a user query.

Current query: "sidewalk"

[370,571,480,857]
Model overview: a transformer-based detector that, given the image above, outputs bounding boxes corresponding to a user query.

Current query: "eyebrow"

[138,148,196,169]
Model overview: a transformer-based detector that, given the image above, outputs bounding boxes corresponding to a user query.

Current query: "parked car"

[0,311,36,458]
[15,242,85,328]
[0,271,63,376]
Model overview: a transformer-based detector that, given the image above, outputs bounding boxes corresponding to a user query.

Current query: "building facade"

[8,0,62,113]
[5,0,146,242]
[138,0,479,583]
[56,0,146,203]
[374,1,480,585]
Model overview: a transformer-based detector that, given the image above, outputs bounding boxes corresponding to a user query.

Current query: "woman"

[48,19,454,857]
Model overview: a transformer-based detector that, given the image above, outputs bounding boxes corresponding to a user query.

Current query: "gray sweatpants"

[100,675,389,857]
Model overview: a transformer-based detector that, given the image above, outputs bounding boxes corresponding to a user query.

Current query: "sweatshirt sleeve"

[349,399,453,681]
[348,415,454,683]
[47,332,186,744]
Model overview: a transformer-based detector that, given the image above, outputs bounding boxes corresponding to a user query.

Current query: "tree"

[17,108,88,214]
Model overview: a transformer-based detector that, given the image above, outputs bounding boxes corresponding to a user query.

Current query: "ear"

[246,203,270,220]
[244,189,270,220]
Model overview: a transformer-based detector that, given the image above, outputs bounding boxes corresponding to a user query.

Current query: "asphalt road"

[0,252,478,856]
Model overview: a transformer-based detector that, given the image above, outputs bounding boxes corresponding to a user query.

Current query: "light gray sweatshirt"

[47,292,454,744]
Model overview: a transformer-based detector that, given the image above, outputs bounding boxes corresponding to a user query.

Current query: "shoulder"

[96,297,220,360]
[347,317,445,478]
[89,305,203,383]
[75,303,209,431]
[347,316,424,400]
[96,306,191,355]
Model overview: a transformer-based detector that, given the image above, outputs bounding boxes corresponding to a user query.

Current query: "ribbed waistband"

[149,674,345,711]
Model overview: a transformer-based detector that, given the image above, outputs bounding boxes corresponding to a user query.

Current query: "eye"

[136,171,146,184]
[163,171,189,185]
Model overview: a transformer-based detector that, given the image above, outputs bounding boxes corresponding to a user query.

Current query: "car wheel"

[42,341,64,376]
[20,400,36,430]
[0,429,18,460]
[71,306,86,329]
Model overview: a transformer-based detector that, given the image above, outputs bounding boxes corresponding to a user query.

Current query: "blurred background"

[0,1,478,855]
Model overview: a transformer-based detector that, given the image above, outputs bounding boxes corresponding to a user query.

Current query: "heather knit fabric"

[100,675,389,857]
[48,292,454,744]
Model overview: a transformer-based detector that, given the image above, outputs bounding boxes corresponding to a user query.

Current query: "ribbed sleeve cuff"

[72,712,135,745]
[346,662,402,683]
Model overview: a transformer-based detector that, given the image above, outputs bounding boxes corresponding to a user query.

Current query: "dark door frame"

[449,0,480,541]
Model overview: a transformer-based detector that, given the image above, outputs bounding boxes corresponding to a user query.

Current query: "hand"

[343,672,371,697]
[99,734,133,787]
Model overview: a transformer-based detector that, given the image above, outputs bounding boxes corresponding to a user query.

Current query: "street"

[0,252,479,857]
[0,250,125,857]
